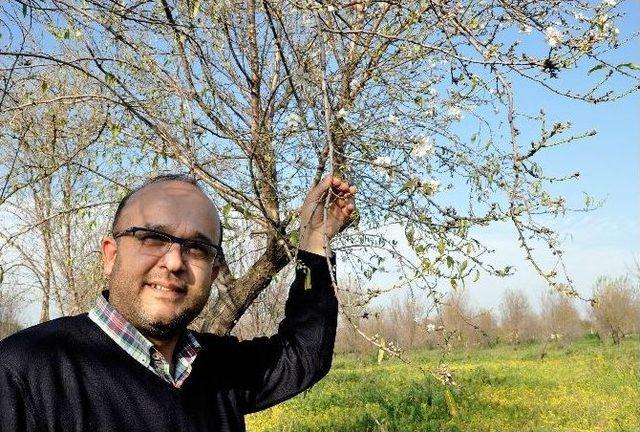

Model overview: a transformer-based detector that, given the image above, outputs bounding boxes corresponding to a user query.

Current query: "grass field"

[246,337,639,431]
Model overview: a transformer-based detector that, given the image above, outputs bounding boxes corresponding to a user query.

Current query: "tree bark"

[204,239,290,335]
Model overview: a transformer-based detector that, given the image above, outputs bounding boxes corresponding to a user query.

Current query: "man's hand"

[299,176,357,256]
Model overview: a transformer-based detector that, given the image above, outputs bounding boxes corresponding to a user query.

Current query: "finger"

[333,182,355,197]
[308,176,334,202]
[342,205,355,218]
[337,180,350,191]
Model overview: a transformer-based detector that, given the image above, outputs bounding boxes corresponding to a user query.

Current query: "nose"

[158,242,186,272]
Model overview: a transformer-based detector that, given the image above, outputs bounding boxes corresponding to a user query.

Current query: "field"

[246,337,639,431]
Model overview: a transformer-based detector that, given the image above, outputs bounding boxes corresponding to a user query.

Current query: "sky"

[357,1,640,315]
[465,1,640,312]
[8,1,640,325]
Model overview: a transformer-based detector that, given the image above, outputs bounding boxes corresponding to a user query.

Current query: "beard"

[135,308,198,340]
[130,310,200,340]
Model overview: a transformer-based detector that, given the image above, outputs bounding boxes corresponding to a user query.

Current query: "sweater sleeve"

[236,250,338,414]
[0,366,38,432]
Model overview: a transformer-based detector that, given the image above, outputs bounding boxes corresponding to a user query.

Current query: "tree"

[591,276,640,344]
[1,0,638,338]
[0,72,113,320]
[469,308,499,347]
[385,292,429,351]
[500,288,539,344]
[540,289,582,342]
[0,286,22,340]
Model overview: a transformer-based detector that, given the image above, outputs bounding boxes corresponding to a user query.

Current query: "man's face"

[101,181,221,339]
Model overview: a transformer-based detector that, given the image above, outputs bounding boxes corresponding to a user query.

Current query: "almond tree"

[591,275,640,344]
[0,72,115,320]
[1,0,638,340]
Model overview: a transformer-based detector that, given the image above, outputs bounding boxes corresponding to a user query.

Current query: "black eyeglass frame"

[112,226,223,263]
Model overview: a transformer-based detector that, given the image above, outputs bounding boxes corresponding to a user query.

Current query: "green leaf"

[110,124,120,141]
[446,256,454,268]
[450,278,457,289]
[405,226,415,245]
[23,3,28,17]
[191,0,201,19]
[473,270,480,283]
[459,260,468,273]
[588,64,606,74]
[289,230,299,245]
[421,258,432,272]
[444,388,458,417]
[618,63,640,71]
[437,240,446,255]
[304,268,312,290]
[377,337,385,364]
[105,72,116,86]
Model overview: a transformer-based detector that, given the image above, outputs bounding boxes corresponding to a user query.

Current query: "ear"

[101,236,118,277]
[209,263,221,284]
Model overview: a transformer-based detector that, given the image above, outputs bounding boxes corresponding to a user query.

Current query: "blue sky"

[466,1,640,310]
[358,1,640,314]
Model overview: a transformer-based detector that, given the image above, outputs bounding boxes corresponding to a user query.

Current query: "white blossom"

[447,106,463,121]
[373,156,392,180]
[544,26,563,48]
[336,108,348,118]
[373,156,392,167]
[387,114,400,125]
[327,4,335,12]
[425,179,440,193]
[286,112,301,129]
[301,13,313,28]
[421,105,436,119]
[602,0,616,6]
[596,13,609,26]
[519,25,532,33]
[573,12,586,21]
[426,324,436,333]
[411,135,434,158]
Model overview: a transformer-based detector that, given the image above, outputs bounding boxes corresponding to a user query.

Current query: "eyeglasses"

[113,227,222,265]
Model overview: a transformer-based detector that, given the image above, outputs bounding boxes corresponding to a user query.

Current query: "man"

[0,173,357,432]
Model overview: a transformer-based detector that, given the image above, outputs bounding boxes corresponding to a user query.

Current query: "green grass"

[246,337,639,432]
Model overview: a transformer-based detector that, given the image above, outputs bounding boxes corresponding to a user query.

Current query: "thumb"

[307,175,334,203]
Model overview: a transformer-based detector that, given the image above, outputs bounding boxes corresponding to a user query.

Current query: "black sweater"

[0,251,337,432]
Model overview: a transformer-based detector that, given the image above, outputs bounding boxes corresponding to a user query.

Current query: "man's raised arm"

[220,177,357,413]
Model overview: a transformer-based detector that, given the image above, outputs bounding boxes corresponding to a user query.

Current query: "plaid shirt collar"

[88,291,201,389]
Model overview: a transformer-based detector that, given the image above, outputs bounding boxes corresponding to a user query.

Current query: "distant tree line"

[2,270,638,349]
[333,274,640,354]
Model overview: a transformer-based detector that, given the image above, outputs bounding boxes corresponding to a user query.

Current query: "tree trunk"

[204,239,290,335]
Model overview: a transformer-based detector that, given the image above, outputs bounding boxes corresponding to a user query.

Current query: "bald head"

[112,174,223,246]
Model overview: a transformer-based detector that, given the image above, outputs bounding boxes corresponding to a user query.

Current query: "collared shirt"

[88,291,200,388]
